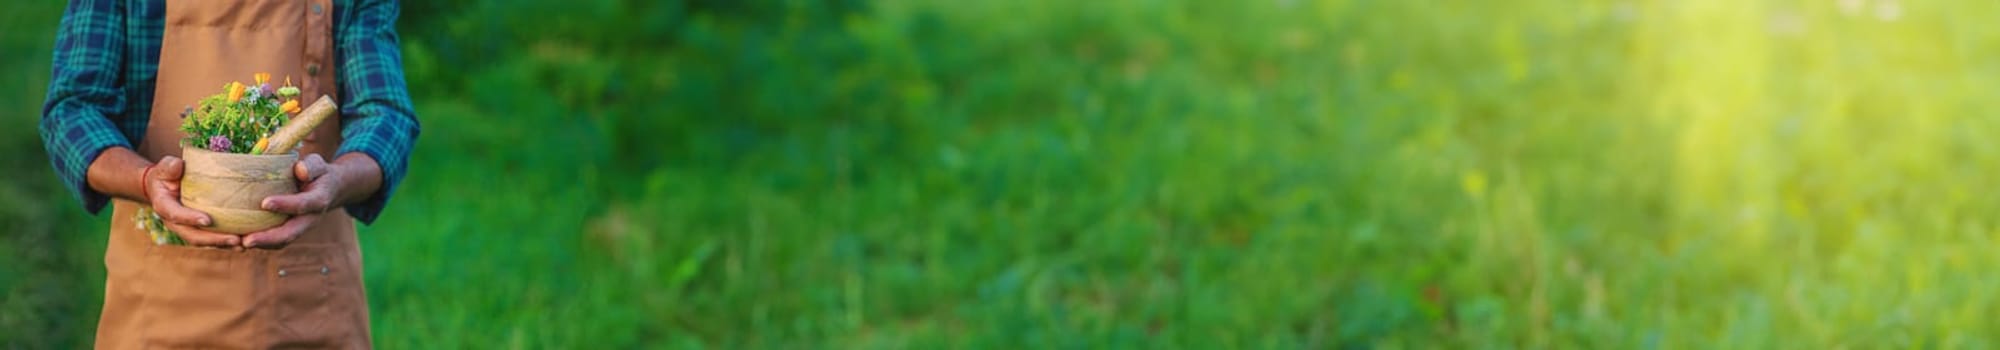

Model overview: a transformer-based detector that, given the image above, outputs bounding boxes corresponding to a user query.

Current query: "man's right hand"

[144,156,241,248]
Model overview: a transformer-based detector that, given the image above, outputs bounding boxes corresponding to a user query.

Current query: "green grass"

[8,0,2000,348]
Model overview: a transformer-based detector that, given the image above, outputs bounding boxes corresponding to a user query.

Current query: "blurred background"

[5,0,2000,347]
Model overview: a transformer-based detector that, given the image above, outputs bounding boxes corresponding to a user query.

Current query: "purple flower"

[207,135,233,152]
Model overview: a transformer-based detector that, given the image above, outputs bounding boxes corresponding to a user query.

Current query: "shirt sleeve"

[40,0,130,215]
[334,0,420,225]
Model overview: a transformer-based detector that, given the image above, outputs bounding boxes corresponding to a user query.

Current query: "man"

[39,0,417,347]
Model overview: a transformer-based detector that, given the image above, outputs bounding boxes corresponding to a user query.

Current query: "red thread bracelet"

[138,164,153,197]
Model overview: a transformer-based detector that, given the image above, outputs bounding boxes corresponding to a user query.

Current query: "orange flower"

[255,73,271,85]
[252,137,270,154]
[226,82,245,103]
[280,99,301,114]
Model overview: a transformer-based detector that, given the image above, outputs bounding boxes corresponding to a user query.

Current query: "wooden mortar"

[180,147,297,234]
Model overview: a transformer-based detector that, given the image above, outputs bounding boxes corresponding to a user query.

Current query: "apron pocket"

[137,244,269,348]
[273,248,343,344]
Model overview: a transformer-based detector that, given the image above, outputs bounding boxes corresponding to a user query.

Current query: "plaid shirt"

[40,0,418,224]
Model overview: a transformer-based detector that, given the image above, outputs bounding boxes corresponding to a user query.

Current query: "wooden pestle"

[260,95,337,155]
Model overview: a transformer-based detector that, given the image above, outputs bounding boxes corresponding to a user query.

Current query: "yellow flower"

[255,72,271,85]
[281,99,301,114]
[226,82,245,103]
[252,137,270,154]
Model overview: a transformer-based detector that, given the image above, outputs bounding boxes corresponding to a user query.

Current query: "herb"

[134,207,185,246]
[181,73,304,154]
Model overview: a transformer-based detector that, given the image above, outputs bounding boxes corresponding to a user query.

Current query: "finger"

[294,154,328,183]
[153,204,214,228]
[153,156,186,192]
[152,156,185,181]
[151,197,212,227]
[165,222,241,248]
[261,187,333,215]
[242,213,317,249]
[147,157,213,227]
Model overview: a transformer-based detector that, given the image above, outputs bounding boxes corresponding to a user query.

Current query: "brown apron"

[98,0,370,348]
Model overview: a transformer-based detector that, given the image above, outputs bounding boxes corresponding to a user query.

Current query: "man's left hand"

[245,153,342,248]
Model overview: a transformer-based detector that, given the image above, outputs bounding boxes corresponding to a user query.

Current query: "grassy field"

[8,0,2000,347]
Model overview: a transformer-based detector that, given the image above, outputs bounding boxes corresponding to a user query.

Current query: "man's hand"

[244,152,383,249]
[145,156,243,248]
[245,154,339,248]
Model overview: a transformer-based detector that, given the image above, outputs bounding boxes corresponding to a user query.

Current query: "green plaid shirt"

[40,0,418,224]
